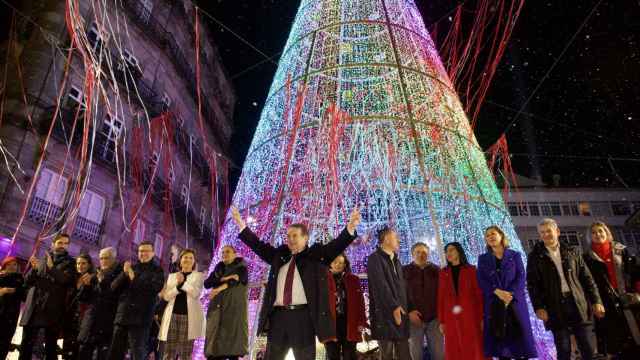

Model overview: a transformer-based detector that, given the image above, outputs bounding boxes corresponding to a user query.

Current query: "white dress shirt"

[274,256,308,306]
[545,244,571,293]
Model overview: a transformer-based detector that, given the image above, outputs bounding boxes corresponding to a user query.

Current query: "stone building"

[0,0,235,270]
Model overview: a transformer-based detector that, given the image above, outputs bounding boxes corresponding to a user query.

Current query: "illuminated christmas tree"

[201,0,553,358]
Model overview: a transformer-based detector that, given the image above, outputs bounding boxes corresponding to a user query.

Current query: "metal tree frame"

[199,0,554,358]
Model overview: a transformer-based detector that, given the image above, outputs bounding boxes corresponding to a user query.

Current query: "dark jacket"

[204,257,249,357]
[111,258,164,326]
[20,250,76,327]
[238,226,357,342]
[0,271,26,325]
[583,242,640,350]
[403,262,439,322]
[367,247,411,340]
[526,241,602,330]
[78,263,123,343]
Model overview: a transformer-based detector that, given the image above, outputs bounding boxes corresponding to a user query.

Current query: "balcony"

[28,197,63,227]
[71,216,102,246]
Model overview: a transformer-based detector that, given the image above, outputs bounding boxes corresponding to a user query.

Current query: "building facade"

[0,0,234,270]
[504,177,640,254]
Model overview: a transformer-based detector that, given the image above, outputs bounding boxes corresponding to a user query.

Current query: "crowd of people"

[0,206,638,360]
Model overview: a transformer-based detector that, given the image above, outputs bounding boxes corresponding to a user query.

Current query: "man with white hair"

[77,247,123,359]
[526,218,604,360]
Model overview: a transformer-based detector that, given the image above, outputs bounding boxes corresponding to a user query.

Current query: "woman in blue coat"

[477,225,537,359]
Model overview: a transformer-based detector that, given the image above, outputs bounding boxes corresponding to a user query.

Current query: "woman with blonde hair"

[158,248,206,359]
[583,221,640,358]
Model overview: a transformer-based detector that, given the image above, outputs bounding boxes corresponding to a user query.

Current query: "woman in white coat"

[159,248,206,359]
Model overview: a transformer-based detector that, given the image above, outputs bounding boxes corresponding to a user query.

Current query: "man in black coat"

[20,233,76,360]
[77,247,122,360]
[107,241,164,360]
[0,256,26,359]
[526,218,604,360]
[367,227,411,360]
[230,206,361,360]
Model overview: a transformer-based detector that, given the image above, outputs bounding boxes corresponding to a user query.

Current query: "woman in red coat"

[326,254,368,360]
[437,242,485,360]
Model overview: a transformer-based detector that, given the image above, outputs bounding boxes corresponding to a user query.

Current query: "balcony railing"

[72,216,102,246]
[28,197,63,227]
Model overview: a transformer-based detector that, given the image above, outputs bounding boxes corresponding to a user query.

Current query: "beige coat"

[158,271,206,341]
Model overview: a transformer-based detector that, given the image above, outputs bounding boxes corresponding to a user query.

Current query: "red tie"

[283,255,296,306]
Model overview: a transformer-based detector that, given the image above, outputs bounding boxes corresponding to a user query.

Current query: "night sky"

[198,0,640,190]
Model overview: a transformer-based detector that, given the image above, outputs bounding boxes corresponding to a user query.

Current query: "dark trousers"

[107,324,149,360]
[0,317,18,360]
[19,325,59,360]
[325,314,357,360]
[78,340,111,360]
[378,340,411,360]
[265,307,315,360]
[551,296,597,360]
[325,341,357,360]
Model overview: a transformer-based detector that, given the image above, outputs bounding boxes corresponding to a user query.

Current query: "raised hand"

[46,253,54,269]
[347,208,361,235]
[29,256,40,269]
[123,261,135,280]
[230,206,247,230]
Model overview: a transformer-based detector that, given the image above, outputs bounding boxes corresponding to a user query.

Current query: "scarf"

[591,241,618,289]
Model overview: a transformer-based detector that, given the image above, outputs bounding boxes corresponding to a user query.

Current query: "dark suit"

[107,258,164,360]
[238,227,357,360]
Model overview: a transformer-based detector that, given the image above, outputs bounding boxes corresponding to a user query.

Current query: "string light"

[200,0,554,358]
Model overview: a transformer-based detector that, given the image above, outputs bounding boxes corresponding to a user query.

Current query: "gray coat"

[204,258,249,357]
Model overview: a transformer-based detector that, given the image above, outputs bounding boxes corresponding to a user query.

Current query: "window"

[578,202,591,216]
[176,116,185,127]
[611,202,632,216]
[134,220,146,244]
[180,185,189,204]
[67,85,86,109]
[549,202,562,216]
[35,168,68,206]
[508,203,519,217]
[559,231,580,247]
[540,202,553,216]
[161,92,171,111]
[78,190,105,223]
[140,0,154,24]
[150,151,160,167]
[99,115,123,161]
[590,202,612,217]
[507,202,529,217]
[200,206,206,229]
[154,233,164,255]
[101,115,123,141]
[72,190,106,245]
[561,202,579,216]
[87,23,104,52]
[123,49,138,67]
[527,202,540,216]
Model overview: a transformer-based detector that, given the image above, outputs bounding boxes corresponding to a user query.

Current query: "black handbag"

[489,296,521,340]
